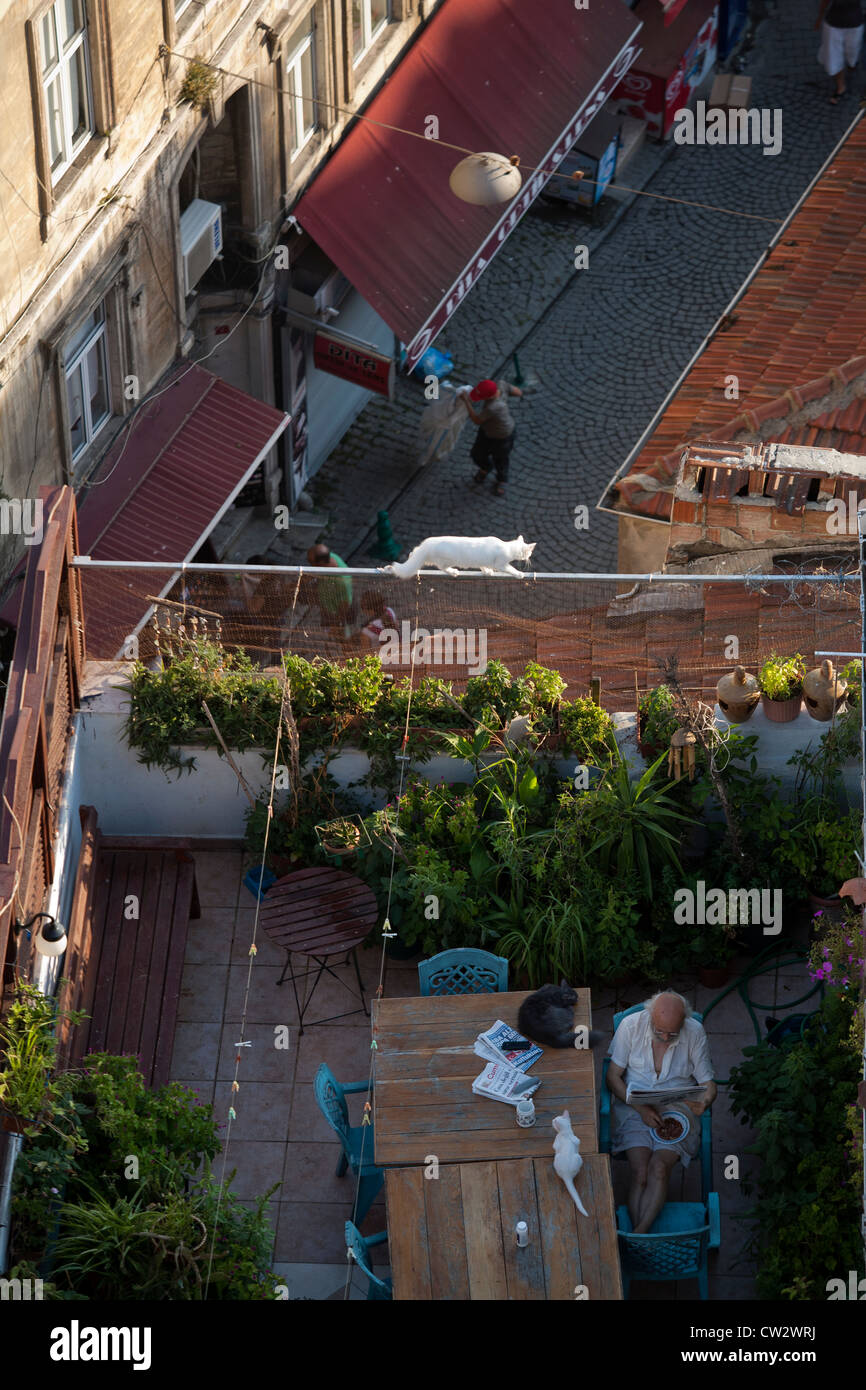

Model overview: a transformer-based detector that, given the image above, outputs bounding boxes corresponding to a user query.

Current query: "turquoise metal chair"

[345,1221,392,1300]
[418,947,509,996]
[599,1003,713,1201]
[314,1064,383,1223]
[616,1195,721,1300]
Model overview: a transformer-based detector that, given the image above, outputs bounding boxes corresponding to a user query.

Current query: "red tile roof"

[605,121,866,521]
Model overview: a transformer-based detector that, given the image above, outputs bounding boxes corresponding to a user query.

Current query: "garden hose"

[699,935,824,1086]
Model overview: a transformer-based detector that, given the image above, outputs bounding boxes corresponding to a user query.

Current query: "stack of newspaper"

[472,1020,543,1106]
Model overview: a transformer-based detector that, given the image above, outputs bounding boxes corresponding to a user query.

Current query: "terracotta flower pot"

[698,964,730,989]
[1,1112,31,1135]
[761,693,802,722]
[808,890,845,922]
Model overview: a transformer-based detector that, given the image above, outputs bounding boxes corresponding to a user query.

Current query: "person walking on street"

[306,544,354,653]
[816,0,865,102]
[462,378,522,497]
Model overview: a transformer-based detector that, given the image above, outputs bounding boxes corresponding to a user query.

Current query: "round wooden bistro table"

[259,866,379,1033]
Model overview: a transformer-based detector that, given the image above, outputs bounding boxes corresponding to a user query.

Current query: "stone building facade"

[0,0,440,562]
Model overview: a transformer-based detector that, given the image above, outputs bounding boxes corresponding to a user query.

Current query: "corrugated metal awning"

[293,0,641,372]
[76,364,289,655]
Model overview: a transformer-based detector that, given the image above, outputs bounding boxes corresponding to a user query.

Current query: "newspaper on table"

[472,1059,542,1107]
[626,1082,706,1107]
[474,1019,543,1072]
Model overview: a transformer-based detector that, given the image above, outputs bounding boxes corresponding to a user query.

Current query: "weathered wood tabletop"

[385,1155,622,1300]
[372,990,598,1164]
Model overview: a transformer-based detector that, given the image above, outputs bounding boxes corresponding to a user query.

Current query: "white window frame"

[287,31,317,155]
[175,0,193,18]
[352,0,390,67]
[40,0,95,184]
[64,304,111,463]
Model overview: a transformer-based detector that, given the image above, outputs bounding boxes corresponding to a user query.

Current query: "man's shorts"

[611,1098,702,1167]
[819,21,864,74]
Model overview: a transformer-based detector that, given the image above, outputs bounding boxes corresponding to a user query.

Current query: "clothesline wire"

[343,575,422,1298]
[166,47,785,226]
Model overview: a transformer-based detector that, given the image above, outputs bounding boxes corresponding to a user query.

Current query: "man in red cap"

[462,377,522,496]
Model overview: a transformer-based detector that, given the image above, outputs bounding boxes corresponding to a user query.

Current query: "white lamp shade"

[33,921,67,957]
[449,152,522,206]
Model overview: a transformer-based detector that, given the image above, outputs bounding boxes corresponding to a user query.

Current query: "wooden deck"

[67,836,200,1087]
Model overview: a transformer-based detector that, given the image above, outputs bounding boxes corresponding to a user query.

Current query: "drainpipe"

[0,1131,24,1274]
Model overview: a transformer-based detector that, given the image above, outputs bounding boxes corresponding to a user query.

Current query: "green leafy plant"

[638,684,678,758]
[758,652,805,702]
[0,984,86,1139]
[576,751,690,899]
[559,696,616,764]
[728,991,863,1299]
[777,801,861,898]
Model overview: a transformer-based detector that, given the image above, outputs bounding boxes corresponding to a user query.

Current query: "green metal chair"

[616,1195,721,1300]
[314,1064,383,1223]
[418,947,508,996]
[345,1221,392,1300]
[599,1003,713,1201]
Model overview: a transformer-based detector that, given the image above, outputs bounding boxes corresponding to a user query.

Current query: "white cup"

[516,1097,536,1127]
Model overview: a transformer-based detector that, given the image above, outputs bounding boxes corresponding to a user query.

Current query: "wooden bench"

[57,807,200,1086]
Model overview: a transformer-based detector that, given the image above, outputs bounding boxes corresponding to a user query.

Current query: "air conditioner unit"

[180,199,223,296]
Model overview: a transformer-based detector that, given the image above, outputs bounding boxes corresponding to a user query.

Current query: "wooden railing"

[0,487,84,1000]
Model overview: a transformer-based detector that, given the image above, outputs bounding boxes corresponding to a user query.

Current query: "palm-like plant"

[579,752,690,899]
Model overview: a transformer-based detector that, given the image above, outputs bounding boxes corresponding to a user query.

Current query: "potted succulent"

[758,652,805,722]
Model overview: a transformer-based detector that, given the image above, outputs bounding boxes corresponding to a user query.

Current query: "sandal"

[494,484,506,497]
[472,470,487,485]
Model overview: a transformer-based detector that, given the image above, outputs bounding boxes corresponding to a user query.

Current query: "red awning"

[294,0,641,371]
[75,364,289,655]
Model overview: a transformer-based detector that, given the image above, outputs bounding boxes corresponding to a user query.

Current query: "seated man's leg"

[634,1148,680,1233]
[625,1146,651,1229]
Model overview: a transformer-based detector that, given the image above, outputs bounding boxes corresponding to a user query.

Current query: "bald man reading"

[607,989,717,1233]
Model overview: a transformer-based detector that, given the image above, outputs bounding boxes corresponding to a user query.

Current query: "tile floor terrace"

[171,851,820,1300]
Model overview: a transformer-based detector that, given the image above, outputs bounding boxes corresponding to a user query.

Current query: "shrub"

[728,991,863,1299]
[559,696,616,764]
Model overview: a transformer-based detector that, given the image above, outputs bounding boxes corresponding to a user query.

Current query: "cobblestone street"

[302,0,864,573]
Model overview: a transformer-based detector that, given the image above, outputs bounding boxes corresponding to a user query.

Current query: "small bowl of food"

[653,1108,691,1146]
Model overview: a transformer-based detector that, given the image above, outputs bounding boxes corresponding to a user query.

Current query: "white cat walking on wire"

[386,534,536,579]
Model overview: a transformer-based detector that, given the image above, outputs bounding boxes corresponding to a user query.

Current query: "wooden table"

[260,867,378,1032]
[372,990,598,1164]
[385,1156,622,1300]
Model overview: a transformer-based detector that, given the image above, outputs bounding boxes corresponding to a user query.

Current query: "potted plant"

[808,811,861,916]
[559,696,617,766]
[691,922,738,988]
[778,801,861,916]
[758,652,805,722]
[637,685,678,760]
[315,815,368,858]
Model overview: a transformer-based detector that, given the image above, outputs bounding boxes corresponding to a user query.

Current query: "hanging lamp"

[449,152,522,206]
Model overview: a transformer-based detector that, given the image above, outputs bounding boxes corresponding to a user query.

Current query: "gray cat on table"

[517,980,605,1050]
